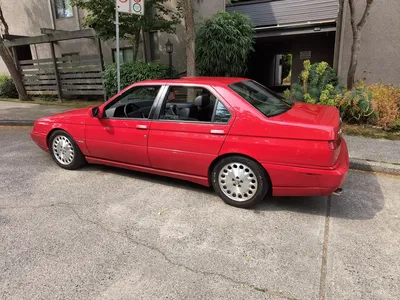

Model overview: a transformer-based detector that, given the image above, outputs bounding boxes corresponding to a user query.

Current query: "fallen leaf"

[157,208,169,216]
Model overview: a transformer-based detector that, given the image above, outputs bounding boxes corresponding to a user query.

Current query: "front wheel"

[49,130,86,170]
[211,156,269,208]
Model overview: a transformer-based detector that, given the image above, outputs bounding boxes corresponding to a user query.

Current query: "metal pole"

[116,8,121,93]
[168,53,172,78]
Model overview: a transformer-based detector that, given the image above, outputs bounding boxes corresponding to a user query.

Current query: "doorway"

[247,31,336,93]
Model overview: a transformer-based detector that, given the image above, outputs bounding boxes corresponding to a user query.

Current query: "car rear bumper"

[30,131,49,152]
[264,139,349,197]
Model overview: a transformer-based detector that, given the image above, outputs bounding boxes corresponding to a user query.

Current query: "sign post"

[115,0,144,92]
[115,6,121,92]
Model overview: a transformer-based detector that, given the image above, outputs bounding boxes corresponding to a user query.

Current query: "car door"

[148,84,234,177]
[85,84,164,166]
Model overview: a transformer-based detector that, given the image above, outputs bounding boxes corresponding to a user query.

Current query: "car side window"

[159,86,230,123]
[214,101,231,123]
[104,85,161,119]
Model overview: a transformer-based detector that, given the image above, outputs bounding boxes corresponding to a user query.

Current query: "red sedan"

[31,77,349,208]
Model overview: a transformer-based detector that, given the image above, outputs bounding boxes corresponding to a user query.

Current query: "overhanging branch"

[357,0,374,29]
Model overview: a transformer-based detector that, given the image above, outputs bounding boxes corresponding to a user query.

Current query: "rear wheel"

[211,156,269,208]
[49,130,86,170]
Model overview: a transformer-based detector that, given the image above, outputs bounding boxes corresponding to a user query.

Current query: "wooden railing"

[20,55,104,97]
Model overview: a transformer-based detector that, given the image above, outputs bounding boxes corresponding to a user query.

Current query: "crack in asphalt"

[0,202,293,299]
[62,203,292,299]
[0,202,89,210]
[319,196,332,300]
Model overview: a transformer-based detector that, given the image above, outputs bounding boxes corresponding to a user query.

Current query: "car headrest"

[194,95,210,107]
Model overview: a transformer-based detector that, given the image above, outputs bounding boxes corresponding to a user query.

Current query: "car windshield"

[229,80,293,117]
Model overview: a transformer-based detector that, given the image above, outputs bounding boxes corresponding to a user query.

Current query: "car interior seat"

[177,105,198,120]
[194,94,213,121]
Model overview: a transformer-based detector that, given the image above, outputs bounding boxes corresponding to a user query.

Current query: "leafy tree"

[196,11,254,76]
[0,6,30,101]
[71,0,181,60]
[346,0,375,89]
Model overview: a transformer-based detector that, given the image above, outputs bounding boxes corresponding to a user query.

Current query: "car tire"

[211,156,269,208]
[49,130,86,170]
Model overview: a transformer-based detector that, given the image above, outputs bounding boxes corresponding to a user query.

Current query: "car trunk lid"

[271,102,341,141]
[271,102,342,166]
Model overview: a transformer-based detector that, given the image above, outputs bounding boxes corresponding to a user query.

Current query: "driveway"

[0,127,399,300]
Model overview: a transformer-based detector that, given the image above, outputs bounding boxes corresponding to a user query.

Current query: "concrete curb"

[0,120,35,126]
[349,158,400,176]
[1,121,399,175]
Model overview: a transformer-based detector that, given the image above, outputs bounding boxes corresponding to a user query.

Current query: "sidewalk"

[345,135,400,175]
[0,101,71,125]
[1,100,399,175]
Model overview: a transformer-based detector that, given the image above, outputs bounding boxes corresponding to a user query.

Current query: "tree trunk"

[347,32,361,89]
[181,0,196,76]
[0,41,30,101]
[346,0,374,89]
[132,28,141,61]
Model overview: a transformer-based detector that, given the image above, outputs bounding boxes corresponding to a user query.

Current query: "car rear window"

[229,80,293,117]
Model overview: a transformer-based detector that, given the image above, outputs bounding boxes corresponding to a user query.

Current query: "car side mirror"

[91,107,101,118]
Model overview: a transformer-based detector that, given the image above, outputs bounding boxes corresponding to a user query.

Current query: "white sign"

[300,51,312,60]
[116,0,130,13]
[116,0,144,16]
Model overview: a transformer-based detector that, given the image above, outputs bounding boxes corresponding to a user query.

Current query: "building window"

[149,31,160,61]
[112,48,134,63]
[55,0,73,19]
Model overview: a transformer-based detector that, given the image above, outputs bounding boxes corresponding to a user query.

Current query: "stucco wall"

[0,0,51,73]
[0,0,97,73]
[339,0,400,85]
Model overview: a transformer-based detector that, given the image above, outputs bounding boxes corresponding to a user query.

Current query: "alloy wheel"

[218,162,258,202]
[52,135,75,166]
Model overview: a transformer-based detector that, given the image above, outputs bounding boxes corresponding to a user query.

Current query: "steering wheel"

[124,103,145,118]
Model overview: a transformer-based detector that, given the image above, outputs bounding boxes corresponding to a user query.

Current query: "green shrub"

[196,11,254,76]
[0,74,18,98]
[285,62,378,125]
[335,81,374,123]
[286,60,342,104]
[103,61,174,97]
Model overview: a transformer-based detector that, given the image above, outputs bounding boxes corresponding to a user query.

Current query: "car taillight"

[328,136,342,150]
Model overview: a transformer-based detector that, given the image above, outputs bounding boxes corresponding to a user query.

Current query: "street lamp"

[165,39,173,77]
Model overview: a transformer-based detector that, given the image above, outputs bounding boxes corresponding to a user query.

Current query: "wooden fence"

[20,55,104,97]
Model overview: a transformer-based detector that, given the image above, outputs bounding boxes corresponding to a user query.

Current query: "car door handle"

[136,124,148,130]
[210,129,225,135]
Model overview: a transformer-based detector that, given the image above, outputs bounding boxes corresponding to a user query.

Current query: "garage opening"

[226,0,339,94]
[247,31,336,93]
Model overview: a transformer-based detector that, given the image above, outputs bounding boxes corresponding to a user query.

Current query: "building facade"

[0,0,399,90]
[338,0,400,86]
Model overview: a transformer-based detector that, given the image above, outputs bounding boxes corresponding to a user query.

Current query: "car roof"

[140,76,248,86]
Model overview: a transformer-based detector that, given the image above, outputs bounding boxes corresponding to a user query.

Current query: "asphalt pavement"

[0,127,399,300]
